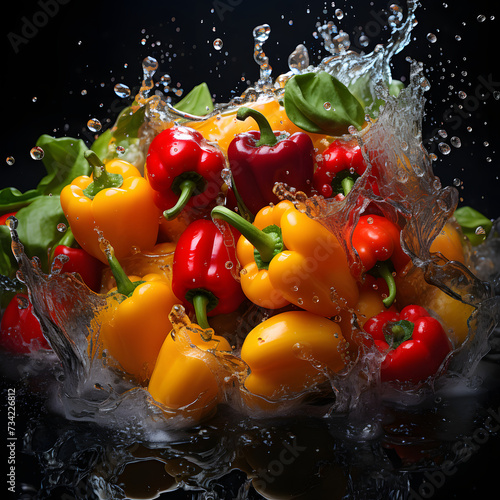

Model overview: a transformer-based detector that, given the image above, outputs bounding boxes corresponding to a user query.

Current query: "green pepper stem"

[83,150,123,199]
[105,245,141,297]
[57,225,76,248]
[374,261,397,308]
[236,106,278,147]
[211,206,282,265]
[163,179,198,220]
[192,294,211,331]
[341,176,355,197]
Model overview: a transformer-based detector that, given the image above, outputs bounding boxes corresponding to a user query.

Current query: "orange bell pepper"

[212,201,359,316]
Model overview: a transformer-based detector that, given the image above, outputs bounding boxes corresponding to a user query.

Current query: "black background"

[2,1,500,499]
[1,0,499,218]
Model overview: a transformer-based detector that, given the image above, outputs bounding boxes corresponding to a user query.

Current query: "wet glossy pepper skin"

[145,126,226,219]
[0,293,50,353]
[227,107,315,216]
[240,311,346,405]
[363,305,452,384]
[172,219,245,329]
[148,309,231,422]
[60,153,160,264]
[212,201,359,316]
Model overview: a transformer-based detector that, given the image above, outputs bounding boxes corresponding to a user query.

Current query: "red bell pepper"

[172,219,245,329]
[146,126,226,220]
[0,293,50,353]
[313,139,375,198]
[51,227,104,292]
[351,214,410,307]
[363,305,452,384]
[227,107,314,217]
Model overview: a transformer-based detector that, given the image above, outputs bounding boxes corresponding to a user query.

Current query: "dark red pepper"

[227,107,314,218]
[352,214,410,307]
[0,293,50,353]
[146,126,226,220]
[172,219,245,329]
[363,305,452,384]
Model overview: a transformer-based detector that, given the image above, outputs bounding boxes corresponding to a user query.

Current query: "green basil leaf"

[454,206,493,246]
[35,135,91,195]
[0,187,42,213]
[112,105,147,143]
[0,224,16,277]
[283,71,365,136]
[91,128,113,159]
[15,195,67,272]
[175,82,214,116]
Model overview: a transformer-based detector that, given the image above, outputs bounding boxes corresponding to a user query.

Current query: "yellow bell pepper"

[240,311,347,407]
[148,306,232,422]
[212,201,359,316]
[97,245,179,384]
[60,151,160,264]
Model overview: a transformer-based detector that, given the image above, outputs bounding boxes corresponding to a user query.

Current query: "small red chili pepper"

[313,139,376,198]
[0,293,50,354]
[146,126,226,220]
[227,107,314,218]
[363,305,452,384]
[172,219,245,329]
[352,214,410,307]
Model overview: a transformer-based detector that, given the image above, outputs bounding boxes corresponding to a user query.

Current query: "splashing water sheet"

[2,0,500,499]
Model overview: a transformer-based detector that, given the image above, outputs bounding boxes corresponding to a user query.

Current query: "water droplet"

[6,156,15,166]
[323,101,332,110]
[87,118,102,132]
[81,89,87,96]
[453,178,461,187]
[477,14,486,23]
[450,136,461,148]
[213,38,223,50]
[116,145,125,156]
[359,35,369,47]
[426,33,437,43]
[475,226,486,235]
[438,129,447,138]
[335,8,344,19]
[367,217,374,224]
[312,295,319,303]
[288,44,309,73]
[57,223,67,233]
[30,146,44,160]
[438,142,451,155]
[455,35,462,41]
[494,91,500,100]
[161,74,172,86]
[114,83,131,98]
[225,261,234,270]
[297,298,304,305]
[458,90,467,99]
[32,96,37,103]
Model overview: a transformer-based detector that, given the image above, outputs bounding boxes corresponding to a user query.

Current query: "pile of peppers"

[0,97,472,423]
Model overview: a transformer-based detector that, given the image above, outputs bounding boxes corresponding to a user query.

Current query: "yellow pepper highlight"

[214,200,359,316]
[240,311,346,406]
[100,272,179,384]
[60,153,160,264]
[148,307,232,422]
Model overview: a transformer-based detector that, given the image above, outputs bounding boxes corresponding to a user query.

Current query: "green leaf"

[175,82,214,116]
[0,187,42,213]
[35,135,91,195]
[15,195,68,272]
[454,206,493,246]
[112,105,147,143]
[0,224,16,276]
[283,71,366,136]
[91,128,113,159]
